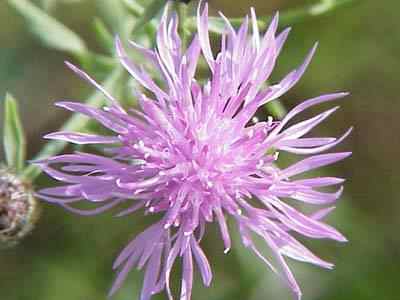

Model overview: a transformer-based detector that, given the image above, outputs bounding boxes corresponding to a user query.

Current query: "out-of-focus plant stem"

[265,99,287,119]
[122,0,144,17]
[93,18,115,54]
[176,1,190,49]
[280,0,356,26]
[185,0,356,32]
[130,0,165,36]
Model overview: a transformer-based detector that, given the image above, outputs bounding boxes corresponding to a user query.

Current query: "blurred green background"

[1,0,399,299]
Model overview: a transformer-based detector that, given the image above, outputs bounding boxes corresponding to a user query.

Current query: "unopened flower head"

[36,4,351,300]
[0,168,40,248]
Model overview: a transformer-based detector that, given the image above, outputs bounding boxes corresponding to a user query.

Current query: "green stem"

[22,67,123,181]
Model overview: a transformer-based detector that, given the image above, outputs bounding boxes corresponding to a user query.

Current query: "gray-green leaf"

[8,0,87,57]
[3,93,26,172]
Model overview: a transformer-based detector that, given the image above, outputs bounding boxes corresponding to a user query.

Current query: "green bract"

[3,93,26,172]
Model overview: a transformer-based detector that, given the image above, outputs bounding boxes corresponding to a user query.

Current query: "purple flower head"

[36,4,351,300]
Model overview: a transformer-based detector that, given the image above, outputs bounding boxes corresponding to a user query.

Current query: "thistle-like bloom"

[37,4,351,300]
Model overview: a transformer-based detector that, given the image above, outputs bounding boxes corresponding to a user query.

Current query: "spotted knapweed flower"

[36,3,351,300]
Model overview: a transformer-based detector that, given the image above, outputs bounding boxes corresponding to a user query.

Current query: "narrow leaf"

[8,0,87,56]
[3,93,26,172]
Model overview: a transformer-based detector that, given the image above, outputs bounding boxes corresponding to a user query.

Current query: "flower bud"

[0,168,40,248]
